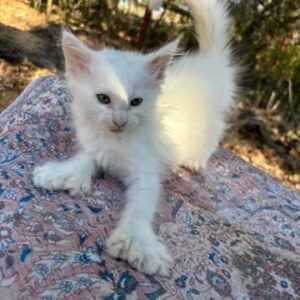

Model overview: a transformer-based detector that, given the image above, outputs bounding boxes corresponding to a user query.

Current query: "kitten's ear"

[147,38,180,81]
[62,30,92,77]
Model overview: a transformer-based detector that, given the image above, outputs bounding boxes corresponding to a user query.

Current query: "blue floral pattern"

[0,76,299,299]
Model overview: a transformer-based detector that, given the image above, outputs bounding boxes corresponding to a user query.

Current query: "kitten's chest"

[91,138,136,175]
[94,136,159,179]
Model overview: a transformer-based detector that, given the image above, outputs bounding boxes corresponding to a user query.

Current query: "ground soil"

[0,0,299,192]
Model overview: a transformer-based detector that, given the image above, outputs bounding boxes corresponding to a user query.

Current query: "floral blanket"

[0,76,299,300]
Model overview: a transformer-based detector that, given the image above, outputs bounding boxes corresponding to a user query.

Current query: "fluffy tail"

[152,0,236,170]
[183,0,231,55]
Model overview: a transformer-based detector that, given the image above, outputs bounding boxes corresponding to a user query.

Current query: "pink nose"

[113,119,128,128]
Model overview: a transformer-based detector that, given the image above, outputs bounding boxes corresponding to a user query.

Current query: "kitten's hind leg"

[181,160,201,172]
[32,151,95,196]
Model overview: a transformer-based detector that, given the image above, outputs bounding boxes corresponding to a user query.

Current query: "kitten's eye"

[96,94,111,104]
[130,97,143,106]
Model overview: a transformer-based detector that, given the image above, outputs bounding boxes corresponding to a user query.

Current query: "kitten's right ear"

[62,30,92,77]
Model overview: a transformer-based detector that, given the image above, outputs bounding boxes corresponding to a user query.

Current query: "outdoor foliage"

[231,0,300,124]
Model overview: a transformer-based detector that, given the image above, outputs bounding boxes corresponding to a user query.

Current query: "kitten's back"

[158,0,236,169]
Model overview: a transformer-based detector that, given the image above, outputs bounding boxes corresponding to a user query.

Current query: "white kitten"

[33,0,236,276]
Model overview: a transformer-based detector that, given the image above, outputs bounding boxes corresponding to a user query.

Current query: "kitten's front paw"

[106,226,172,276]
[33,162,91,196]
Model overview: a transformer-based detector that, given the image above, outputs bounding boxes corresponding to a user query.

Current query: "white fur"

[33,0,236,276]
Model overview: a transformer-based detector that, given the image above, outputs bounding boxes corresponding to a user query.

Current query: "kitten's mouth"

[109,127,123,133]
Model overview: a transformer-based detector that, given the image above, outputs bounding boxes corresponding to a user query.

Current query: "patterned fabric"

[0,76,299,300]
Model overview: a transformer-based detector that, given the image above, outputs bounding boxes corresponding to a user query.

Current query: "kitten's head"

[62,30,179,134]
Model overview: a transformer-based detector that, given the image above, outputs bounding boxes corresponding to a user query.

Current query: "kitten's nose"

[113,119,128,128]
[112,111,128,129]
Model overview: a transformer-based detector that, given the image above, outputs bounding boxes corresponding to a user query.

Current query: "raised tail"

[185,0,231,54]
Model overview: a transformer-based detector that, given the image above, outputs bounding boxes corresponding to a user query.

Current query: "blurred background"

[0,0,299,191]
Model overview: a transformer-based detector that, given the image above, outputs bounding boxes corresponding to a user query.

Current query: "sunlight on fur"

[33,0,237,276]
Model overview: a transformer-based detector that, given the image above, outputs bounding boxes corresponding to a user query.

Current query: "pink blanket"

[0,76,299,299]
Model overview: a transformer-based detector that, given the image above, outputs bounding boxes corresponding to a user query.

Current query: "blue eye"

[96,94,111,104]
[130,98,143,106]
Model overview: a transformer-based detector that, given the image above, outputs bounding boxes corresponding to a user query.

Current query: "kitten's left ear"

[147,38,180,81]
